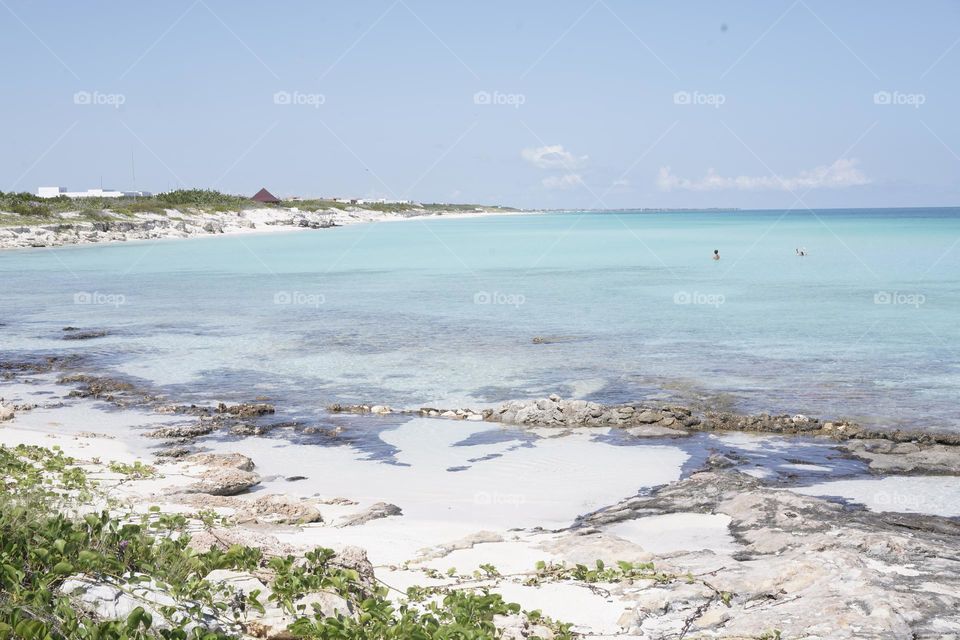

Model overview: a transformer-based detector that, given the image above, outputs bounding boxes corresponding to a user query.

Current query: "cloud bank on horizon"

[657,159,871,192]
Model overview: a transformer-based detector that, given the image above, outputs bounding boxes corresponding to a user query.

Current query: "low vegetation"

[0,445,568,639]
[0,190,516,224]
[0,190,252,221]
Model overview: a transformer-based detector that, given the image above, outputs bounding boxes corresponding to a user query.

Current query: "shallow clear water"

[2,208,958,430]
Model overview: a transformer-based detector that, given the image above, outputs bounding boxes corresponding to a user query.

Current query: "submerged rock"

[216,402,275,417]
[0,402,14,422]
[146,422,215,439]
[59,374,137,401]
[531,335,578,344]
[62,328,110,341]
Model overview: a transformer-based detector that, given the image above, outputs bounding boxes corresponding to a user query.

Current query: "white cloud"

[657,159,870,192]
[542,174,584,190]
[522,144,588,170]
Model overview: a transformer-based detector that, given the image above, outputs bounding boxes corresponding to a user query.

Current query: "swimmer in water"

[712,249,720,261]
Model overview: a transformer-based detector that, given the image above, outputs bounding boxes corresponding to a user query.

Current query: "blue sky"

[2,1,958,209]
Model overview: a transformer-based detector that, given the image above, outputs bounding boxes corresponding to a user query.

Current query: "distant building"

[251,187,280,204]
[347,198,416,206]
[37,186,152,198]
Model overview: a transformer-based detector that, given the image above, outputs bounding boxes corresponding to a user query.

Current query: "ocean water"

[1,208,958,431]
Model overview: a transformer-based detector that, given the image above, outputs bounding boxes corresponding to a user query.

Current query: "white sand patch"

[197,417,688,532]
[494,581,631,633]
[417,536,562,575]
[790,476,960,517]
[604,513,737,554]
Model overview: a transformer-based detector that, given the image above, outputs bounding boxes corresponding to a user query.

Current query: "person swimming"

[712,249,720,261]
[796,247,807,256]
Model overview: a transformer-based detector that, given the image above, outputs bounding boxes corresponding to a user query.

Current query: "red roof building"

[251,187,280,204]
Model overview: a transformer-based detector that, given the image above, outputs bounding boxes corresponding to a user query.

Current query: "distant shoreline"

[0,205,536,251]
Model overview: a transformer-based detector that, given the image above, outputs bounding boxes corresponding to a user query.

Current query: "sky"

[2,0,958,209]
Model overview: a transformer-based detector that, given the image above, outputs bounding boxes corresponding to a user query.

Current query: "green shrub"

[0,445,573,640]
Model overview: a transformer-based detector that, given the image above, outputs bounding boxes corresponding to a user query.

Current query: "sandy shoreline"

[0,205,538,251]
[3,362,960,637]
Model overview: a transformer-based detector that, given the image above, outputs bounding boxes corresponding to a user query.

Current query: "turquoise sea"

[2,208,958,431]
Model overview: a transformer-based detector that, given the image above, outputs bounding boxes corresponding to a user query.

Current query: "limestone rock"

[59,574,222,633]
[337,502,402,527]
[182,467,260,496]
[843,439,960,475]
[494,613,555,640]
[216,402,275,417]
[187,452,255,471]
[204,570,354,639]
[240,494,322,525]
[626,424,689,438]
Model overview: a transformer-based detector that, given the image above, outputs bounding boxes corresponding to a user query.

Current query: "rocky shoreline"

[329,394,960,476]
[8,353,960,476]
[0,205,523,250]
[6,353,960,477]
[4,359,960,638]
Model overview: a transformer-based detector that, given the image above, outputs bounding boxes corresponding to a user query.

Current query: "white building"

[37,187,152,199]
